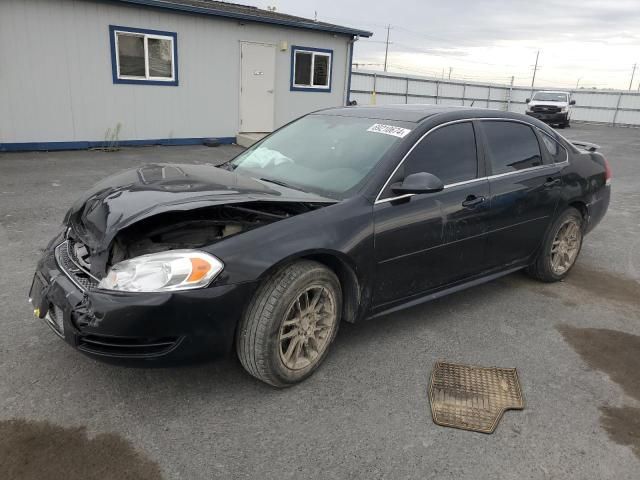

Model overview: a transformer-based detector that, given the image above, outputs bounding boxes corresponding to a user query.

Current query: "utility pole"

[530,50,540,95]
[448,67,452,80]
[629,63,637,91]
[383,24,391,72]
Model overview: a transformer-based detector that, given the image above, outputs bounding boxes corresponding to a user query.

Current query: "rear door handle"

[544,177,561,188]
[462,195,485,208]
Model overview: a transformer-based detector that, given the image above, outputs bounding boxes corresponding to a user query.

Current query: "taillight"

[604,158,612,186]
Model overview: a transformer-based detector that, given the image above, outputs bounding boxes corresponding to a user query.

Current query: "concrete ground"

[1,124,639,479]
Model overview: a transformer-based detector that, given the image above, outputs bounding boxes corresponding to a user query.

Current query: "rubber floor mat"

[429,361,524,433]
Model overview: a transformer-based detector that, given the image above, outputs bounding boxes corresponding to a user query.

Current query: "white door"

[240,42,276,133]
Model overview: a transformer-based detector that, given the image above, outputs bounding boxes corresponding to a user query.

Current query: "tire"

[526,207,584,282]
[236,260,342,387]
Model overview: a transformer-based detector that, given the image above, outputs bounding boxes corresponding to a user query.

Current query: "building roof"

[112,0,373,37]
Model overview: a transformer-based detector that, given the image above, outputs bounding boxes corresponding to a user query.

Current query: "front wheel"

[236,260,341,387]
[526,207,584,282]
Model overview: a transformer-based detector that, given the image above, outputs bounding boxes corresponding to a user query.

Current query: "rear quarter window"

[540,133,568,163]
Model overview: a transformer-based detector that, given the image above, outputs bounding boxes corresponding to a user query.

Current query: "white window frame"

[114,30,176,82]
[292,48,332,90]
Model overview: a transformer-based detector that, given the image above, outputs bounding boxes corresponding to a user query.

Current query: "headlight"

[98,250,223,292]
[560,107,568,113]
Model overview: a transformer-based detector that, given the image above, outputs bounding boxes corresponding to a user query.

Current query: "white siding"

[0,0,352,144]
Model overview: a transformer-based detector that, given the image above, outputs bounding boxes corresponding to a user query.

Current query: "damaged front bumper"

[29,239,257,363]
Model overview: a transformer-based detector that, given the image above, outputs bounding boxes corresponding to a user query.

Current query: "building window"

[291,46,332,91]
[109,25,178,86]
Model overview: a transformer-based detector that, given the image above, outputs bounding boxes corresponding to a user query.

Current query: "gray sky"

[254,0,640,90]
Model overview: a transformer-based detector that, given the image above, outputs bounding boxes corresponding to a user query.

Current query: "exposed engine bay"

[84,201,326,272]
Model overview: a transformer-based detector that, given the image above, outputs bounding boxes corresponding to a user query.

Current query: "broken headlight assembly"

[97,250,223,292]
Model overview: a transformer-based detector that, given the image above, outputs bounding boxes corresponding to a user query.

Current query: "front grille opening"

[77,334,182,358]
[532,105,561,113]
[55,241,98,291]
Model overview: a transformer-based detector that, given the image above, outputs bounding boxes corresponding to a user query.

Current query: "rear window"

[482,121,542,174]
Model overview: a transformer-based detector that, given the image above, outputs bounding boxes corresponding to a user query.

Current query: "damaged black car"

[30,105,611,387]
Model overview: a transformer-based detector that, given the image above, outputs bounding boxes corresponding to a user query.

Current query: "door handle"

[462,195,485,208]
[544,177,561,188]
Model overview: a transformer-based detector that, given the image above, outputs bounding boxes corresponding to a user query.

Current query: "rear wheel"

[236,260,341,387]
[526,207,583,282]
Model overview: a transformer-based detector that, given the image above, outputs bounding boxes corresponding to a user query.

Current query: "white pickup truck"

[525,91,576,128]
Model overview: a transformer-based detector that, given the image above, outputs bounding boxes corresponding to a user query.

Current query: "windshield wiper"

[259,177,306,192]
[217,162,237,171]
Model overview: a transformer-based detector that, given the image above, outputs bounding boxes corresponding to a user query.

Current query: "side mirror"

[525,98,530,103]
[569,99,576,105]
[391,172,444,195]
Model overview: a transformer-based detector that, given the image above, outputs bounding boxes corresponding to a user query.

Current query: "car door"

[478,119,563,268]
[372,121,491,308]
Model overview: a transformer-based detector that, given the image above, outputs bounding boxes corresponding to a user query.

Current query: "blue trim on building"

[109,0,372,37]
[0,137,236,152]
[109,25,179,86]
[290,46,333,93]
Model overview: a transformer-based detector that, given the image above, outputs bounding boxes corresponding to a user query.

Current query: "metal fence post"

[462,83,467,106]
[372,73,377,105]
[487,86,491,108]
[405,77,409,104]
[435,81,439,104]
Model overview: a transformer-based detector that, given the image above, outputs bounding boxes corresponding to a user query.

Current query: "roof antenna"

[314,10,318,21]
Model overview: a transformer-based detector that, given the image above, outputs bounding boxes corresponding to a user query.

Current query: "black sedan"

[29,105,611,387]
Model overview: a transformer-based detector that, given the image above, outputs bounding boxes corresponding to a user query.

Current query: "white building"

[0,0,371,151]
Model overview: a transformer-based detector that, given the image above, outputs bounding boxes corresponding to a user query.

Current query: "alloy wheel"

[550,219,582,275]
[278,285,337,371]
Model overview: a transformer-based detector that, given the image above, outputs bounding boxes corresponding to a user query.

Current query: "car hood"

[65,163,335,255]
[528,100,569,108]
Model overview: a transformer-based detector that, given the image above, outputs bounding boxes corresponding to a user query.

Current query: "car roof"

[315,104,536,124]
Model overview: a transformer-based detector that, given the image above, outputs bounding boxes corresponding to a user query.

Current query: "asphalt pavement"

[1,124,638,479]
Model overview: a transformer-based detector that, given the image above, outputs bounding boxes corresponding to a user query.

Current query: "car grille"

[532,105,561,113]
[55,240,99,291]
[77,334,182,358]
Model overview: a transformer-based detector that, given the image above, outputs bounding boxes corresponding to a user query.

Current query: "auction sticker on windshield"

[367,124,412,138]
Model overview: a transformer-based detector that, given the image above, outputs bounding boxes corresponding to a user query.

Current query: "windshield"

[532,92,568,102]
[228,115,411,199]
